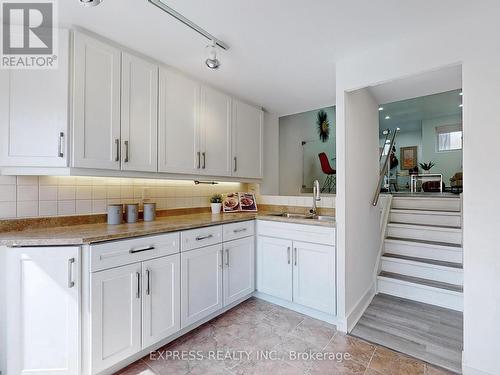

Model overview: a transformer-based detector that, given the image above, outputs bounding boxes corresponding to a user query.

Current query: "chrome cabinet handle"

[294,248,298,266]
[115,139,120,162]
[124,140,129,163]
[196,234,213,241]
[202,152,206,169]
[287,247,291,265]
[225,249,230,267]
[129,246,155,254]
[68,258,75,288]
[136,272,141,298]
[219,249,223,269]
[234,156,237,172]
[233,228,247,233]
[58,132,65,158]
[146,269,151,296]
[197,152,201,169]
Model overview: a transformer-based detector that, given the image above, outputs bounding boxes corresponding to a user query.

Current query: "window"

[436,124,462,152]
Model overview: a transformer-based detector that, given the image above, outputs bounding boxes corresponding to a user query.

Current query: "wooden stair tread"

[379,271,463,293]
[389,221,461,230]
[385,237,462,249]
[382,253,463,269]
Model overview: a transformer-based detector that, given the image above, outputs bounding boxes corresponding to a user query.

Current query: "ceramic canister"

[107,204,123,225]
[126,204,139,224]
[143,202,156,222]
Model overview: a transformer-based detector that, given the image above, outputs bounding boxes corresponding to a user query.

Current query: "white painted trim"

[462,365,494,375]
[345,283,376,333]
[253,292,340,327]
[374,194,392,282]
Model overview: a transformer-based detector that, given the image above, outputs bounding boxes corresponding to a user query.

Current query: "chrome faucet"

[310,180,321,216]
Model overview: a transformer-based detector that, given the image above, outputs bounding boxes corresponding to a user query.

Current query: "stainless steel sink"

[268,213,335,222]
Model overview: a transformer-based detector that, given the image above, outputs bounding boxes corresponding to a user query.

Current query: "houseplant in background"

[210,194,223,214]
[419,161,436,174]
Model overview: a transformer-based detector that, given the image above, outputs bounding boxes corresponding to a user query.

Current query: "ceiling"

[58,1,482,116]
[378,89,463,133]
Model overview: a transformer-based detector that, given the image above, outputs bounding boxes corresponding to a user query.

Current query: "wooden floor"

[351,293,463,373]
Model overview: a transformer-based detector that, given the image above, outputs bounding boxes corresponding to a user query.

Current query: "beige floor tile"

[368,346,425,375]
[324,334,376,366]
[289,316,337,349]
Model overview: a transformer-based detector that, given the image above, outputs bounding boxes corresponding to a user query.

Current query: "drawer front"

[256,220,335,246]
[181,225,223,252]
[223,220,255,242]
[90,232,180,272]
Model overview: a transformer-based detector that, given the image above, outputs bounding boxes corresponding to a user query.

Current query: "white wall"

[335,21,500,375]
[260,112,280,195]
[279,107,336,195]
[422,114,463,183]
[336,88,380,330]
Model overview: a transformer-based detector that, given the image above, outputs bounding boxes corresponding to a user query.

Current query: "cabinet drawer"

[223,220,255,242]
[90,232,180,272]
[181,225,222,252]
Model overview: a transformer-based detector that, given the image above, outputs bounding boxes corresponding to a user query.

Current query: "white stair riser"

[392,198,461,212]
[384,241,463,263]
[390,212,461,227]
[377,277,463,311]
[381,258,463,285]
[388,226,462,245]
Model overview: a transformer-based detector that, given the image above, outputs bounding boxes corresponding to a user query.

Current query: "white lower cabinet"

[256,221,336,315]
[256,236,293,301]
[91,263,142,374]
[181,244,223,327]
[292,241,336,314]
[5,246,80,375]
[142,255,181,348]
[223,236,255,306]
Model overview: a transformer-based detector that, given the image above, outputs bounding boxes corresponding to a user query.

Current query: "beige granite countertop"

[0,212,335,247]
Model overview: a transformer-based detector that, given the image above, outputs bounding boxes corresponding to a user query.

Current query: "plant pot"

[423,170,431,174]
[211,203,222,214]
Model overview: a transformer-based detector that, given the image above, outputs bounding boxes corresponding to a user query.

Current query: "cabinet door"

[5,247,80,375]
[121,53,158,172]
[232,99,263,178]
[223,237,255,306]
[0,30,69,167]
[72,31,121,170]
[181,244,223,328]
[158,68,201,174]
[292,241,336,314]
[142,254,181,348]
[199,86,231,176]
[256,236,293,301]
[91,263,142,374]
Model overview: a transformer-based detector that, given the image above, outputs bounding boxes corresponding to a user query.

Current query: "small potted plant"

[209,194,223,214]
[419,161,436,174]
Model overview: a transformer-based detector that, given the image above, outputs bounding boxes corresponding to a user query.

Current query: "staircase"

[377,195,463,311]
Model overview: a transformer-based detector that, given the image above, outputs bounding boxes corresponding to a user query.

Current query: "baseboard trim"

[253,292,339,326]
[346,283,376,333]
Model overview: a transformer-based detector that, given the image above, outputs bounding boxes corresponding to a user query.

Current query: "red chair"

[318,152,336,193]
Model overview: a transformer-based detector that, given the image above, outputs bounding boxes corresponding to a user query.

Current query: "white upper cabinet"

[158,68,200,174]
[72,31,121,170]
[121,53,158,172]
[5,246,80,375]
[199,86,232,176]
[231,99,264,179]
[0,29,69,167]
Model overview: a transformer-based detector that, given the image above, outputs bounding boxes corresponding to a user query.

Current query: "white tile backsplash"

[259,194,336,209]
[0,176,246,219]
